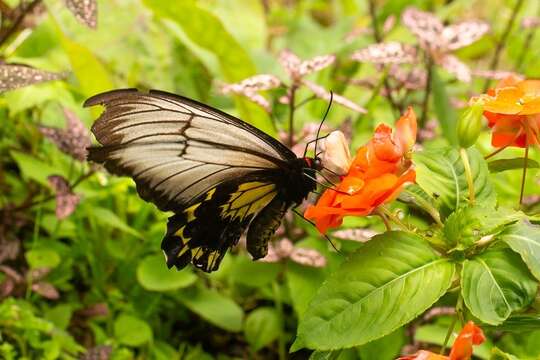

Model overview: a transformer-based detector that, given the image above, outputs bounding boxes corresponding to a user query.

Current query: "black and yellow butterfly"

[85,89,321,272]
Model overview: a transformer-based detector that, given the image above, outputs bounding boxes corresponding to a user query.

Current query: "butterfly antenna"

[313,91,333,158]
[302,93,334,158]
[292,208,342,255]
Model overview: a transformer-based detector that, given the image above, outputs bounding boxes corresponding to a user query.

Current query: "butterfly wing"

[85,89,299,272]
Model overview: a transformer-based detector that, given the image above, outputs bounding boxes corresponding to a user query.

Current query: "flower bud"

[457,104,484,148]
[320,131,352,176]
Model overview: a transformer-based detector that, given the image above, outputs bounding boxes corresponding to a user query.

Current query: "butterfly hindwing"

[162,178,279,272]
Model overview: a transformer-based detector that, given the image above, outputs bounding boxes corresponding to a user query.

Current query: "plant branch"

[0,0,42,47]
[519,145,529,207]
[367,0,402,115]
[515,28,536,71]
[483,0,525,92]
[288,85,297,148]
[420,56,433,128]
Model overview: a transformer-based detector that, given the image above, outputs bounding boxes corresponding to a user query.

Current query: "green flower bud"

[457,104,484,148]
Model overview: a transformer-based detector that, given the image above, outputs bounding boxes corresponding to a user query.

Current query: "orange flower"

[304,107,417,234]
[398,321,486,360]
[448,321,486,360]
[474,75,540,148]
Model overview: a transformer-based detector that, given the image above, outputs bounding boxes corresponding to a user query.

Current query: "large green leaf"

[356,327,405,360]
[176,287,244,332]
[244,307,282,351]
[414,147,495,218]
[142,0,273,134]
[461,247,537,325]
[499,221,540,280]
[431,69,458,146]
[136,255,197,292]
[293,231,455,351]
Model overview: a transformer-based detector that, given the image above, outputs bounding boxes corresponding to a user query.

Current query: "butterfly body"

[85,89,319,272]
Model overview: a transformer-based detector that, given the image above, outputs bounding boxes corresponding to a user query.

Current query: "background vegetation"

[0,0,539,359]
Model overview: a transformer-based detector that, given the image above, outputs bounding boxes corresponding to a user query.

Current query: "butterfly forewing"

[85,89,294,212]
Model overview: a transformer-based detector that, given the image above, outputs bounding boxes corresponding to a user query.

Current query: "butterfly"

[85,89,322,272]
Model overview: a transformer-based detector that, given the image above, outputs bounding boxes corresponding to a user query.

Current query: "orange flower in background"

[448,321,486,360]
[474,75,540,148]
[304,107,417,234]
[398,321,486,360]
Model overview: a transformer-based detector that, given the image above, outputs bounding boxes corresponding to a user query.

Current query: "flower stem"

[272,281,286,360]
[484,144,509,159]
[441,294,464,354]
[420,56,433,128]
[460,148,475,205]
[288,86,297,148]
[519,145,529,207]
[378,206,410,231]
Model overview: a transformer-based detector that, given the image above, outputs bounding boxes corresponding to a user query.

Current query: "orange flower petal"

[398,350,448,360]
[482,87,523,115]
[396,106,417,153]
[448,321,486,360]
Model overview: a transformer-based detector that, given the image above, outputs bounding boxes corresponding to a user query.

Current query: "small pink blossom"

[402,7,489,82]
[39,108,91,161]
[48,175,81,219]
[522,17,540,29]
[351,42,416,64]
[261,238,326,268]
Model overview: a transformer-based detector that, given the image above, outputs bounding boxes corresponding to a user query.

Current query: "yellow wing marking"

[220,182,277,220]
[183,203,200,222]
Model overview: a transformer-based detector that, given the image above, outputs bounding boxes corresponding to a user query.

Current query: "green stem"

[460,148,475,205]
[288,86,297,148]
[273,281,286,360]
[441,294,464,354]
[378,206,410,231]
[483,0,525,91]
[519,145,529,207]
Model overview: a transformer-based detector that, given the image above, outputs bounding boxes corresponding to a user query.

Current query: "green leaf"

[356,327,405,360]
[113,314,153,347]
[461,247,537,325]
[229,255,281,288]
[490,348,520,360]
[489,314,540,332]
[136,254,197,292]
[177,287,244,332]
[414,147,495,218]
[293,231,455,351]
[431,69,458,146]
[499,221,540,280]
[244,307,282,351]
[488,158,540,173]
[443,206,523,250]
[286,262,327,318]
[89,207,143,239]
[26,249,61,269]
[399,184,442,225]
[10,151,60,186]
[44,304,72,330]
[142,0,273,134]
[59,35,114,98]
